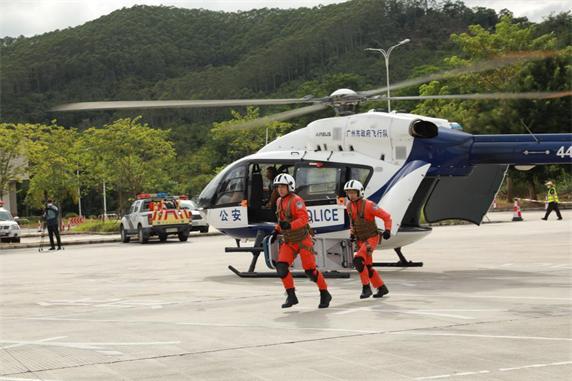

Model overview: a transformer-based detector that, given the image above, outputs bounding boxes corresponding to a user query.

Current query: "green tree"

[80,117,176,212]
[25,123,80,210]
[0,124,31,200]
[412,15,572,199]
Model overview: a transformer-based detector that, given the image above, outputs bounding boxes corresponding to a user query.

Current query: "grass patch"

[72,220,120,233]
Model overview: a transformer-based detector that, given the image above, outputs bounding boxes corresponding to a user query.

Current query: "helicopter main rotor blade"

[376,91,572,101]
[360,51,559,98]
[51,98,317,112]
[228,103,330,130]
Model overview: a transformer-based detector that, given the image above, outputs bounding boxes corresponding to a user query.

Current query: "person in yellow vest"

[344,180,392,299]
[542,181,563,220]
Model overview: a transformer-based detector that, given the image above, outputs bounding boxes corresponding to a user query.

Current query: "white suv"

[178,199,209,233]
[0,207,21,243]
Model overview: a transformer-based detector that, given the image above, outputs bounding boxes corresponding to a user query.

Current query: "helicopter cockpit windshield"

[198,158,373,225]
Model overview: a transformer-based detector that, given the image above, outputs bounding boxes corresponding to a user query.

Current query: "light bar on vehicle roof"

[136,192,170,199]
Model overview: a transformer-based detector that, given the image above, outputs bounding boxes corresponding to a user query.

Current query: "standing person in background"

[542,181,563,220]
[43,199,62,250]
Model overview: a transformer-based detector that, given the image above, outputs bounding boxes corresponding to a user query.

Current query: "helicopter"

[53,52,572,278]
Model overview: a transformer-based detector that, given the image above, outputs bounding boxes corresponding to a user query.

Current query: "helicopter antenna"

[519,119,539,143]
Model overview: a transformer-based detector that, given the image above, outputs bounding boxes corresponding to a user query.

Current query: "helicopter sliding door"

[246,158,373,235]
[246,162,296,224]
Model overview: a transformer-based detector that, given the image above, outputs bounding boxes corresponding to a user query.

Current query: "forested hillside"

[1,0,570,214]
[1,0,501,125]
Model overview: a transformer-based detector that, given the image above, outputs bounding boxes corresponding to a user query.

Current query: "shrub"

[72,219,120,233]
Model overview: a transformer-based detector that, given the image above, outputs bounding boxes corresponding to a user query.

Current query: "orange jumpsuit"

[347,198,392,288]
[275,193,328,291]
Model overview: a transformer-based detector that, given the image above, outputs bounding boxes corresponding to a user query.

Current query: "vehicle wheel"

[178,231,189,242]
[138,225,148,244]
[12,237,20,243]
[120,225,131,243]
[200,226,209,234]
[159,233,167,242]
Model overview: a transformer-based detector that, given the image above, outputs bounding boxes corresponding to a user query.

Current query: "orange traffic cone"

[512,199,523,221]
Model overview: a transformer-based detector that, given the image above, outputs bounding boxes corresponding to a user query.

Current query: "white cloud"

[463,0,570,21]
[0,0,570,38]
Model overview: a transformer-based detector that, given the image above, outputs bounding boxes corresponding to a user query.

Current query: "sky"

[0,0,570,38]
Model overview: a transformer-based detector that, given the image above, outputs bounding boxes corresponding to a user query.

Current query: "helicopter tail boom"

[470,133,572,165]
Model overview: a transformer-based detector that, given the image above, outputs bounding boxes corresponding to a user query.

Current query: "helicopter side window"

[214,165,247,206]
[295,166,341,201]
[347,166,372,186]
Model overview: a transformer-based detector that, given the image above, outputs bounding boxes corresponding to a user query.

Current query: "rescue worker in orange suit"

[269,174,332,309]
[344,180,392,299]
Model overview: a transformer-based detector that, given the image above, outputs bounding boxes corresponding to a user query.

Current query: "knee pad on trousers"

[353,257,365,272]
[367,265,374,277]
[305,268,319,282]
[276,262,290,279]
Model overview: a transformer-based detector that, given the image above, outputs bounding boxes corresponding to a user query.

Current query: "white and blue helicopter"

[54,54,572,278]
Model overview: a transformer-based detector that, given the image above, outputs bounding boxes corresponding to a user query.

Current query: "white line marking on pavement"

[37,298,178,309]
[400,311,474,320]
[0,336,67,349]
[415,370,490,380]
[330,307,483,319]
[0,377,62,381]
[97,350,124,356]
[499,360,572,371]
[0,339,180,351]
[394,293,572,301]
[415,361,572,380]
[177,321,375,334]
[390,331,572,341]
[332,307,374,315]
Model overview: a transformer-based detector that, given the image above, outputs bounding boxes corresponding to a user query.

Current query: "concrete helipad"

[1,210,571,380]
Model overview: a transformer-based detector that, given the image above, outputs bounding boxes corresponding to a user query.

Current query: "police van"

[120,193,191,243]
[0,201,21,243]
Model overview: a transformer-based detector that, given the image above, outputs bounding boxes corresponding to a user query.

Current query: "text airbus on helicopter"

[53,51,572,278]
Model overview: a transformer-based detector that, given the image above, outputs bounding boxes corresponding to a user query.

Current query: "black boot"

[281,288,298,308]
[360,284,372,299]
[318,289,332,309]
[373,284,389,298]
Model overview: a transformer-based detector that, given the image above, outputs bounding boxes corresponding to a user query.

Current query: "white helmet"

[273,173,296,192]
[344,179,364,198]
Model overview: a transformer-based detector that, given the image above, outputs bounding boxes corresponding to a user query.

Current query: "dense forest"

[1,0,506,124]
[1,0,571,215]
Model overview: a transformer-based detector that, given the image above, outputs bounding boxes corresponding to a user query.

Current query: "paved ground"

[0,230,219,250]
[0,210,570,380]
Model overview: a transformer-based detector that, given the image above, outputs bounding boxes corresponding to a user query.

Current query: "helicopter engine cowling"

[409,119,438,139]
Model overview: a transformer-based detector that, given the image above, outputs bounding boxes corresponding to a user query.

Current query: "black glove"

[279,221,291,230]
[382,230,391,240]
[270,230,278,244]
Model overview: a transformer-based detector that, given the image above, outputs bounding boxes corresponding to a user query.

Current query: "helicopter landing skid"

[372,247,423,267]
[228,265,349,278]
